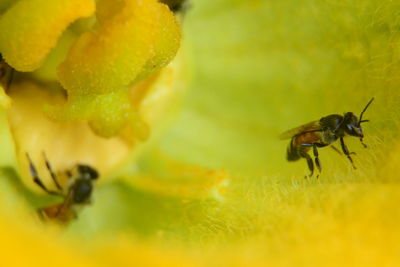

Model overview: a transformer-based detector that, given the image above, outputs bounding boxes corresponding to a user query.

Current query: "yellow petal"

[0,215,92,267]
[0,85,11,108]
[0,0,95,71]
[7,82,131,193]
[122,150,230,201]
[379,140,400,182]
[7,51,185,193]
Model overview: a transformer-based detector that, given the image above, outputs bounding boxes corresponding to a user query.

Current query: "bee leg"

[26,153,62,196]
[360,138,368,148]
[330,145,342,155]
[331,145,356,155]
[339,137,357,169]
[42,152,62,191]
[300,147,314,178]
[312,144,322,178]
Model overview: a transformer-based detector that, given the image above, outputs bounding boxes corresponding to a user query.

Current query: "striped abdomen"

[286,132,321,161]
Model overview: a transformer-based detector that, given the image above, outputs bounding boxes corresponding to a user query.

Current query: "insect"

[26,153,99,223]
[280,98,374,178]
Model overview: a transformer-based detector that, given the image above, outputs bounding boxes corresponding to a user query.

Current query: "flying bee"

[280,98,374,178]
[26,153,99,223]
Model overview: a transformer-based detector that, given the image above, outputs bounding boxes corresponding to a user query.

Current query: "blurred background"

[158,0,397,177]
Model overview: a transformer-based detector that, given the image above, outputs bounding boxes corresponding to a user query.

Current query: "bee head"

[342,98,374,148]
[343,112,364,137]
[71,165,99,204]
[77,164,99,180]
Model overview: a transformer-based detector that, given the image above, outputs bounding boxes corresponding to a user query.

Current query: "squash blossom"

[0,0,400,266]
[0,0,227,216]
[0,0,186,189]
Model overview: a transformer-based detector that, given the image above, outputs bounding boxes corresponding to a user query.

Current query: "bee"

[280,98,374,178]
[26,153,99,223]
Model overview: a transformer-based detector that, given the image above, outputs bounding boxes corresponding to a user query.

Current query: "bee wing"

[279,120,322,140]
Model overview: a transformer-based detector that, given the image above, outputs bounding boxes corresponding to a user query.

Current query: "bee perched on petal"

[26,153,98,223]
[280,98,374,178]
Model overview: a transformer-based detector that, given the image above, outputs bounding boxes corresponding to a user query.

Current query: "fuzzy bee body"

[287,130,322,161]
[281,98,374,178]
[39,203,76,222]
[27,154,98,223]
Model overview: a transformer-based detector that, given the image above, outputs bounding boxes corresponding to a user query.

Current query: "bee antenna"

[358,97,374,126]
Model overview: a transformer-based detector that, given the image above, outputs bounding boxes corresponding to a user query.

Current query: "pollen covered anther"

[0,0,95,71]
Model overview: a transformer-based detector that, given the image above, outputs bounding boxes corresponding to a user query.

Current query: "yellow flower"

[0,0,184,188]
[0,0,400,266]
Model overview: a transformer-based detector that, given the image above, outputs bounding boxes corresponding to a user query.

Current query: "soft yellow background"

[0,0,399,266]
